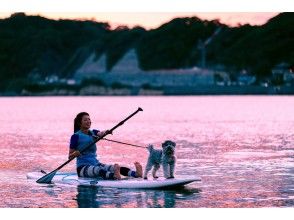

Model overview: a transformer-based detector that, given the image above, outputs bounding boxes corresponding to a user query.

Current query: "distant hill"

[207,12,294,78]
[136,17,223,70]
[0,12,293,92]
[0,13,109,89]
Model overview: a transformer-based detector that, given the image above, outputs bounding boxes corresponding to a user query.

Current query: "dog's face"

[162,140,176,156]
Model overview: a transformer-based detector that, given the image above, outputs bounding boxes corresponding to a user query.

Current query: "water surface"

[0,96,293,207]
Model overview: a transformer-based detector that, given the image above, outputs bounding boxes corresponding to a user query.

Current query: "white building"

[73,48,214,86]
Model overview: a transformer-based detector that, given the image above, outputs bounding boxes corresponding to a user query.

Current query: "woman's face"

[80,115,91,130]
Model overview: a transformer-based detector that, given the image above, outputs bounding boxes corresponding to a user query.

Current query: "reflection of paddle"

[36,107,143,184]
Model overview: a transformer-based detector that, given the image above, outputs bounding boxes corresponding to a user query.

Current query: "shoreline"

[1,85,294,96]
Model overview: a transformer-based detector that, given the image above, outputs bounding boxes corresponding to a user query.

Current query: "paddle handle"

[108,107,143,133]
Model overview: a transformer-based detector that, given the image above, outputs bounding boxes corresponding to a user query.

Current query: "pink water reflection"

[0,96,293,207]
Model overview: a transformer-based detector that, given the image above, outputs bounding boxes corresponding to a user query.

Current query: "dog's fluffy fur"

[143,140,176,179]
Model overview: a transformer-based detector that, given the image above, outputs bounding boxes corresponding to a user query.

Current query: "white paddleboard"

[27,171,201,189]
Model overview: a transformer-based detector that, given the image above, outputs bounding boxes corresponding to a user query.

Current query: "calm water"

[0,96,293,208]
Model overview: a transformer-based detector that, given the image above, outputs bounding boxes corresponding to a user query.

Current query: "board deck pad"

[27,171,201,189]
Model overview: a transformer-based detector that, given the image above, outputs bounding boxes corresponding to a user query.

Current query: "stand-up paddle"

[36,107,143,184]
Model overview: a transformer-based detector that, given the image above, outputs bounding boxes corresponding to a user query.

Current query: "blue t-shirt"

[69,129,100,168]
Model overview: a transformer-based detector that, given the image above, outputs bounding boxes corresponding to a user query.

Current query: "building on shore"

[73,48,215,87]
[271,62,294,85]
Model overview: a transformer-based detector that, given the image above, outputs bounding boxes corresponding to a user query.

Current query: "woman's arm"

[69,134,80,159]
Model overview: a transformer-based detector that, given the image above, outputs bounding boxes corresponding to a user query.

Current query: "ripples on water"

[0,96,293,207]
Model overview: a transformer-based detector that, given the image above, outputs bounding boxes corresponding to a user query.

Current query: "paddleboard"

[27,171,201,189]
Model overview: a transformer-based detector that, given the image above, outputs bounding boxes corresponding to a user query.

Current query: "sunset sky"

[0,12,280,29]
[0,0,291,29]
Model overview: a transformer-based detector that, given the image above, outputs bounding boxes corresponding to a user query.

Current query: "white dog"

[143,140,176,179]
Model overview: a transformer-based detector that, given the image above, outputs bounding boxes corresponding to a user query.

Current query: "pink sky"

[0,12,279,29]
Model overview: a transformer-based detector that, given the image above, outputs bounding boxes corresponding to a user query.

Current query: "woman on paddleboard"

[69,112,143,180]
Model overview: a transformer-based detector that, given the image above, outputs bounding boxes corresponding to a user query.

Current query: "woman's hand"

[97,130,112,137]
[69,150,81,159]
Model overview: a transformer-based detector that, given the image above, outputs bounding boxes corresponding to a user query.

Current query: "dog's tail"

[147,144,154,152]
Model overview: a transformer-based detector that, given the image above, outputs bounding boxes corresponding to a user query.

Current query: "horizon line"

[0,12,280,30]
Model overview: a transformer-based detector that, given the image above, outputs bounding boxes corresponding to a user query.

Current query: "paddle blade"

[36,170,57,184]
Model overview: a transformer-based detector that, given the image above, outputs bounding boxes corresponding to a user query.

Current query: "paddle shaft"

[57,107,142,170]
[102,138,147,149]
[37,107,143,183]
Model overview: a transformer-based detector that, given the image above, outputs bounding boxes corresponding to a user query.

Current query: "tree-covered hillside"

[0,12,293,92]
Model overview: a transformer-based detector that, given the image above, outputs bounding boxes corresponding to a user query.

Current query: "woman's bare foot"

[113,164,121,180]
[134,162,143,178]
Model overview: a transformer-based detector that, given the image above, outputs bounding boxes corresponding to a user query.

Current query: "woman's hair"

[74,112,89,132]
